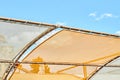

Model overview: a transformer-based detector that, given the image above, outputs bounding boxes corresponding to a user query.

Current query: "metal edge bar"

[0,17,120,38]
[0,60,120,67]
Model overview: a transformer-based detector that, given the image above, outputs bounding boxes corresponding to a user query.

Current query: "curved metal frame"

[3,27,56,80]
[88,56,120,80]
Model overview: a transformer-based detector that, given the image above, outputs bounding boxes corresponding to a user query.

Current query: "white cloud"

[89,12,118,21]
[89,12,96,17]
[96,13,117,21]
[104,13,113,17]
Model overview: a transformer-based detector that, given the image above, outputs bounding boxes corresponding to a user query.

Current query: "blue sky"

[0,0,120,34]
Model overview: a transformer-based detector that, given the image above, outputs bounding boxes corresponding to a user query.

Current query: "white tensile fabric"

[0,21,51,79]
[89,57,120,80]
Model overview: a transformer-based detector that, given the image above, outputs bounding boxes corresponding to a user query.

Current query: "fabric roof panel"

[23,30,120,63]
[15,30,120,79]
[0,21,53,79]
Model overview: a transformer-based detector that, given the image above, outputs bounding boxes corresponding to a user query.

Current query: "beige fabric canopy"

[0,17,120,80]
[23,30,120,63]
[11,30,120,80]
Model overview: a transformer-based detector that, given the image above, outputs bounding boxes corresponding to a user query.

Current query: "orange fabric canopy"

[11,30,120,80]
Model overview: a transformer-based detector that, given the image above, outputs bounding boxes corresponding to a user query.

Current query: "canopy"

[0,17,120,80]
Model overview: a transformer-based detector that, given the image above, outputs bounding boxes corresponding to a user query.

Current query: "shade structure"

[0,17,120,80]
